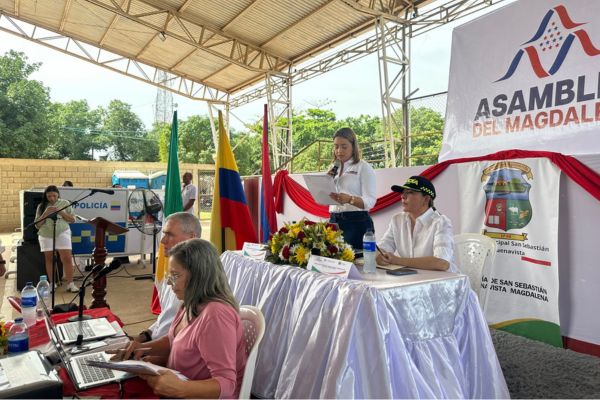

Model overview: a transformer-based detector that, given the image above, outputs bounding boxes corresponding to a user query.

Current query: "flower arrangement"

[266,219,355,267]
[0,320,8,355]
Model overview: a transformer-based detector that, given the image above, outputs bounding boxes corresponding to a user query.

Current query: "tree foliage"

[0,50,445,168]
[0,51,53,158]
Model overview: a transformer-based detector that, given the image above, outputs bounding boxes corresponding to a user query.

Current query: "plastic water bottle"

[8,317,29,354]
[36,275,51,322]
[21,281,38,327]
[362,229,377,274]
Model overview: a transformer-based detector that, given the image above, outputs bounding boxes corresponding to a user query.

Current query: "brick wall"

[0,158,214,231]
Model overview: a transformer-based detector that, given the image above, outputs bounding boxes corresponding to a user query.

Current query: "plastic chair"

[454,233,497,311]
[239,305,266,399]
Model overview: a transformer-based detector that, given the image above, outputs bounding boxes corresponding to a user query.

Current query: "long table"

[221,251,509,399]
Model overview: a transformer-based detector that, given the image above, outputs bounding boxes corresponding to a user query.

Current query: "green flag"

[163,110,183,217]
[152,111,183,314]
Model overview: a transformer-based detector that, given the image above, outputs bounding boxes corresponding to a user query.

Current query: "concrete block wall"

[0,158,214,232]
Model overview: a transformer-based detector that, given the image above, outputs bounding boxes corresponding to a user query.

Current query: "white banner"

[458,158,562,346]
[441,0,600,161]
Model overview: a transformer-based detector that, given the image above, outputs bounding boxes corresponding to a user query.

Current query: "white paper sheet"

[303,174,338,205]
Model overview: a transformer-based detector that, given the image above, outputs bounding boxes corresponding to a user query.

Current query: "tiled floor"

[1,232,158,335]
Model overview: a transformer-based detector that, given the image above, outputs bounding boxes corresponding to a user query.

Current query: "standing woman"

[328,127,376,250]
[35,185,78,292]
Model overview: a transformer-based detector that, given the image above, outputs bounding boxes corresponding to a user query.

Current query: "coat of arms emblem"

[482,162,533,232]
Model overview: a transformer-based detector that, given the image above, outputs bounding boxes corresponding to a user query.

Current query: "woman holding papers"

[35,185,78,292]
[327,127,377,250]
[376,176,457,272]
[111,239,247,398]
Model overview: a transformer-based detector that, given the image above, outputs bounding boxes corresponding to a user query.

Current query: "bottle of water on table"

[362,229,377,274]
[21,281,38,327]
[8,317,29,354]
[36,275,51,322]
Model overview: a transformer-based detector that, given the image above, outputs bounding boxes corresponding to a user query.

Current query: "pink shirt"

[167,301,247,399]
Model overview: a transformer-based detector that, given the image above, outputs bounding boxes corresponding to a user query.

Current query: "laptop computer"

[37,288,118,344]
[42,303,133,390]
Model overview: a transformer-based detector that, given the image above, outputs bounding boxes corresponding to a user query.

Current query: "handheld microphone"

[90,188,115,195]
[329,159,341,177]
[92,259,122,283]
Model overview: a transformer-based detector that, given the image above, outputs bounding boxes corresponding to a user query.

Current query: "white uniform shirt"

[328,159,377,213]
[148,283,182,339]
[378,208,458,272]
[181,183,197,214]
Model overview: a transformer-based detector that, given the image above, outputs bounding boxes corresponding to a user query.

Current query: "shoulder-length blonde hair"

[168,238,239,320]
[332,127,361,163]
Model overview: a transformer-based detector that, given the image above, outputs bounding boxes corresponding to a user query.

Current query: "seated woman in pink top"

[115,238,247,398]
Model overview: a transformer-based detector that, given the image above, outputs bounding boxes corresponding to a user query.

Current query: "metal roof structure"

[0,0,505,167]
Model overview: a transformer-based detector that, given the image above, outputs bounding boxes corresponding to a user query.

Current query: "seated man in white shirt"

[133,212,202,342]
[376,176,457,272]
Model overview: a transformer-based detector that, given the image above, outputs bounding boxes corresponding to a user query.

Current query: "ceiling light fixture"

[158,31,166,42]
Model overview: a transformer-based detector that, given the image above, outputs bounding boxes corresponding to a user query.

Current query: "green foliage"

[152,122,171,162]
[0,51,53,158]
[102,100,157,161]
[232,131,261,176]
[408,106,444,166]
[178,115,214,164]
[47,100,104,160]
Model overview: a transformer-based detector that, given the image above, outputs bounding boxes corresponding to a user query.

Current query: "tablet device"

[386,268,417,276]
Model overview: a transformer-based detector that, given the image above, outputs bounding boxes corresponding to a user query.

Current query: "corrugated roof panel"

[18,0,67,31]
[0,0,16,14]
[101,18,156,56]
[225,0,329,46]
[203,63,261,91]
[140,39,200,71]
[264,2,372,60]
[185,0,255,30]
[61,1,115,42]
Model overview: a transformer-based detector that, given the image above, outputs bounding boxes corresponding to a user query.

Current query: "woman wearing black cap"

[376,175,456,272]
[327,127,376,250]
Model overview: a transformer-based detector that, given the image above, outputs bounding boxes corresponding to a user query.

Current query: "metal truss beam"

[266,73,293,169]
[207,101,231,151]
[0,13,228,103]
[81,0,290,75]
[377,16,409,167]
[230,0,505,108]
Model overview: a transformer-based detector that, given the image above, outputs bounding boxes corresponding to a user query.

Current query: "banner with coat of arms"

[458,158,562,346]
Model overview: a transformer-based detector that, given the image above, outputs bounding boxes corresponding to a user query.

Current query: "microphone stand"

[26,191,102,309]
[67,265,102,322]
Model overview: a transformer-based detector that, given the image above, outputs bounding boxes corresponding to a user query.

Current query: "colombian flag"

[259,104,277,242]
[210,111,257,252]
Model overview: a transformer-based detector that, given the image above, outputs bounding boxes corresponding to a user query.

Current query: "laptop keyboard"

[64,322,95,341]
[76,353,115,384]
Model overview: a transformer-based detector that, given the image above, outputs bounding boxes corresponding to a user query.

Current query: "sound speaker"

[22,191,43,243]
[16,242,63,291]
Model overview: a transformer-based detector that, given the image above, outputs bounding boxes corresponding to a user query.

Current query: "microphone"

[92,259,122,283]
[89,263,105,275]
[329,159,341,177]
[90,188,115,195]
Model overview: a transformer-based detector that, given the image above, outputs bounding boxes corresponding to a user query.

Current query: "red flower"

[328,245,338,254]
[297,231,306,240]
[279,226,289,234]
[282,245,290,260]
[326,223,338,231]
[304,220,316,226]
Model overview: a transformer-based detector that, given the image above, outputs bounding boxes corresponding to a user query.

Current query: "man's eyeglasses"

[402,189,419,197]
[166,273,181,286]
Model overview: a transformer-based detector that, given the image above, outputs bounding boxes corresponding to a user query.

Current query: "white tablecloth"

[221,251,509,399]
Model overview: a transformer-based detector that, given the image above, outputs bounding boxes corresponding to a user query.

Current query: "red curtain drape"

[273,150,600,217]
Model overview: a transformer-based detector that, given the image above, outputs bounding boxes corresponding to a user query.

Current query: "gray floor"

[491,329,600,398]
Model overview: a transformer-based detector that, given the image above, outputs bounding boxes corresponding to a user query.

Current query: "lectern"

[87,217,128,308]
